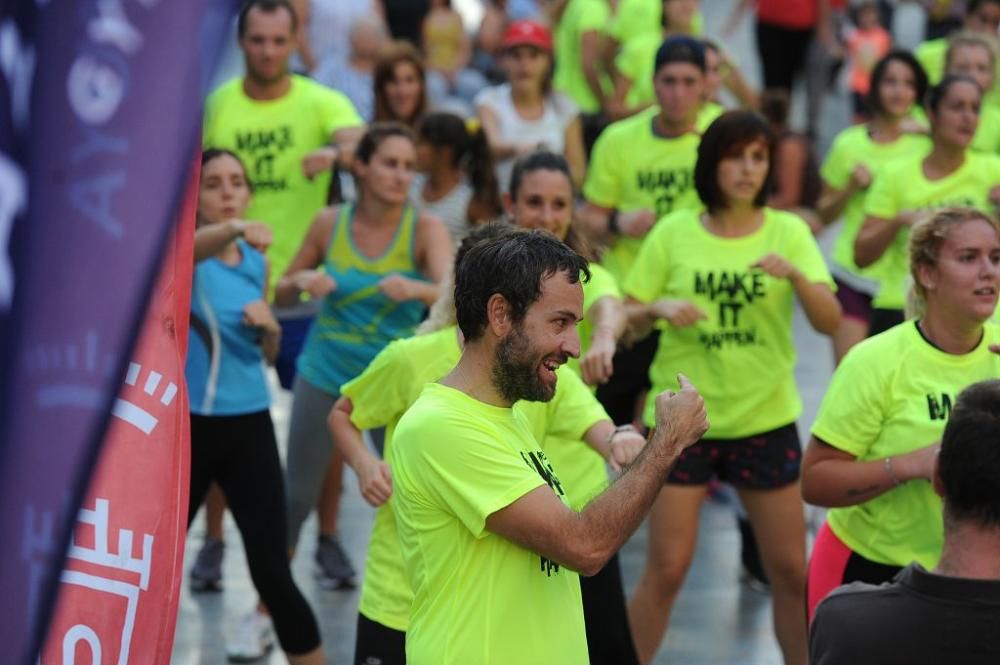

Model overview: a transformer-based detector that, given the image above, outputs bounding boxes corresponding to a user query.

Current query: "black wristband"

[607,209,620,234]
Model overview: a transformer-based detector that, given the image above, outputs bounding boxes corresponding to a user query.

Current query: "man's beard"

[492,325,557,403]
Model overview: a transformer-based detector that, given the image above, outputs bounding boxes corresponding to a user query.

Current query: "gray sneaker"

[314,535,356,590]
[190,537,224,592]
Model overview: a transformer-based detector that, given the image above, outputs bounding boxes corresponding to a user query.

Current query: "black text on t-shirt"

[693,269,767,351]
[636,168,693,218]
[235,126,294,193]
[520,450,566,577]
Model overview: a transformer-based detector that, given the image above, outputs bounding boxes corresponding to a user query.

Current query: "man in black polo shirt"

[810,379,1000,665]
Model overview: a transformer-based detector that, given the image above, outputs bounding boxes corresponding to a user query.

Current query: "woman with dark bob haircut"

[622,110,841,665]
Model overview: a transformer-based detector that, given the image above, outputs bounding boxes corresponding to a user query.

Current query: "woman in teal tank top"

[274,123,453,587]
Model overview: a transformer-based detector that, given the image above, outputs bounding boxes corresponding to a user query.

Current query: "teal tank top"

[297,203,427,394]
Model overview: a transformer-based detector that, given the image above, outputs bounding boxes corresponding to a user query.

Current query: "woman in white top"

[475,20,586,191]
[413,112,502,241]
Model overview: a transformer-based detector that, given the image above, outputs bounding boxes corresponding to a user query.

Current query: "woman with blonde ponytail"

[802,207,1000,621]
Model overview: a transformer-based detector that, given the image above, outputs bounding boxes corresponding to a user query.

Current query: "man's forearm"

[571,429,682,574]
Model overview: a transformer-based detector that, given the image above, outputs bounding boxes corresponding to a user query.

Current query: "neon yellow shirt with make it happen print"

[202,75,363,290]
[820,125,932,288]
[553,0,611,114]
[391,382,588,665]
[584,106,701,283]
[345,327,610,632]
[624,207,833,438]
[813,321,1000,569]
[862,150,1000,310]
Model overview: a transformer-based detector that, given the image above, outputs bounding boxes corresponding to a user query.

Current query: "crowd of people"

[182,0,1000,663]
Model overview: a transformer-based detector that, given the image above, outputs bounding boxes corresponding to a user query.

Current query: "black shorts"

[666,422,801,489]
[354,612,406,665]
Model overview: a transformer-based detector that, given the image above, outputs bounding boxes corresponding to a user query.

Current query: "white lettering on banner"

[67,0,149,126]
[21,505,56,624]
[88,0,143,55]
[66,54,127,126]
[0,20,36,131]
[59,498,154,665]
[0,154,26,309]
[62,625,101,665]
[111,361,177,435]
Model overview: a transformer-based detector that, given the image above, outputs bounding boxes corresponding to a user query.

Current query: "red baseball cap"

[501,20,553,52]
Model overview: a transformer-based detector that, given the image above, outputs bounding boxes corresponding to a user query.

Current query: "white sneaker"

[226,610,275,662]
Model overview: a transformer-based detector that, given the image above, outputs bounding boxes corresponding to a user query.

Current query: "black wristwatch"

[607,209,620,235]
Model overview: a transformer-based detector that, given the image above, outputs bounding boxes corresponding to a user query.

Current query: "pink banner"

[40,165,197,665]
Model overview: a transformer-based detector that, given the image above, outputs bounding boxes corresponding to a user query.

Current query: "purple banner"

[0,1,235,662]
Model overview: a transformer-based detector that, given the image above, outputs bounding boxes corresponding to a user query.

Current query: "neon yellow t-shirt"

[615,31,660,109]
[972,104,1000,154]
[915,38,947,85]
[392,382,588,665]
[553,0,611,113]
[916,36,1000,109]
[584,106,701,283]
[519,362,611,510]
[567,262,622,379]
[343,327,462,631]
[624,207,833,437]
[862,150,1000,309]
[820,125,932,283]
[202,75,363,290]
[607,0,703,42]
[696,101,726,133]
[813,321,1000,568]
[346,327,608,630]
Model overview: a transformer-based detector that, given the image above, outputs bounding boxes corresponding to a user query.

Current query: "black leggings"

[581,553,639,665]
[755,20,814,93]
[189,411,321,655]
[354,612,407,665]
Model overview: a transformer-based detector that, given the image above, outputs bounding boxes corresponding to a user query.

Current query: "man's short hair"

[654,35,706,75]
[237,0,297,38]
[939,379,1000,528]
[454,231,590,342]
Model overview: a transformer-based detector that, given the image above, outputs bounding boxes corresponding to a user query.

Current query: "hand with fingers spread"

[651,299,708,327]
[652,373,710,457]
[752,253,800,280]
[358,457,394,507]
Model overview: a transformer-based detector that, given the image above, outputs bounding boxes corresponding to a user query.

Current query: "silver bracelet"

[884,456,902,487]
[606,424,636,449]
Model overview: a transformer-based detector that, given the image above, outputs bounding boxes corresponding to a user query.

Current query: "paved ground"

[172,2,929,663]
